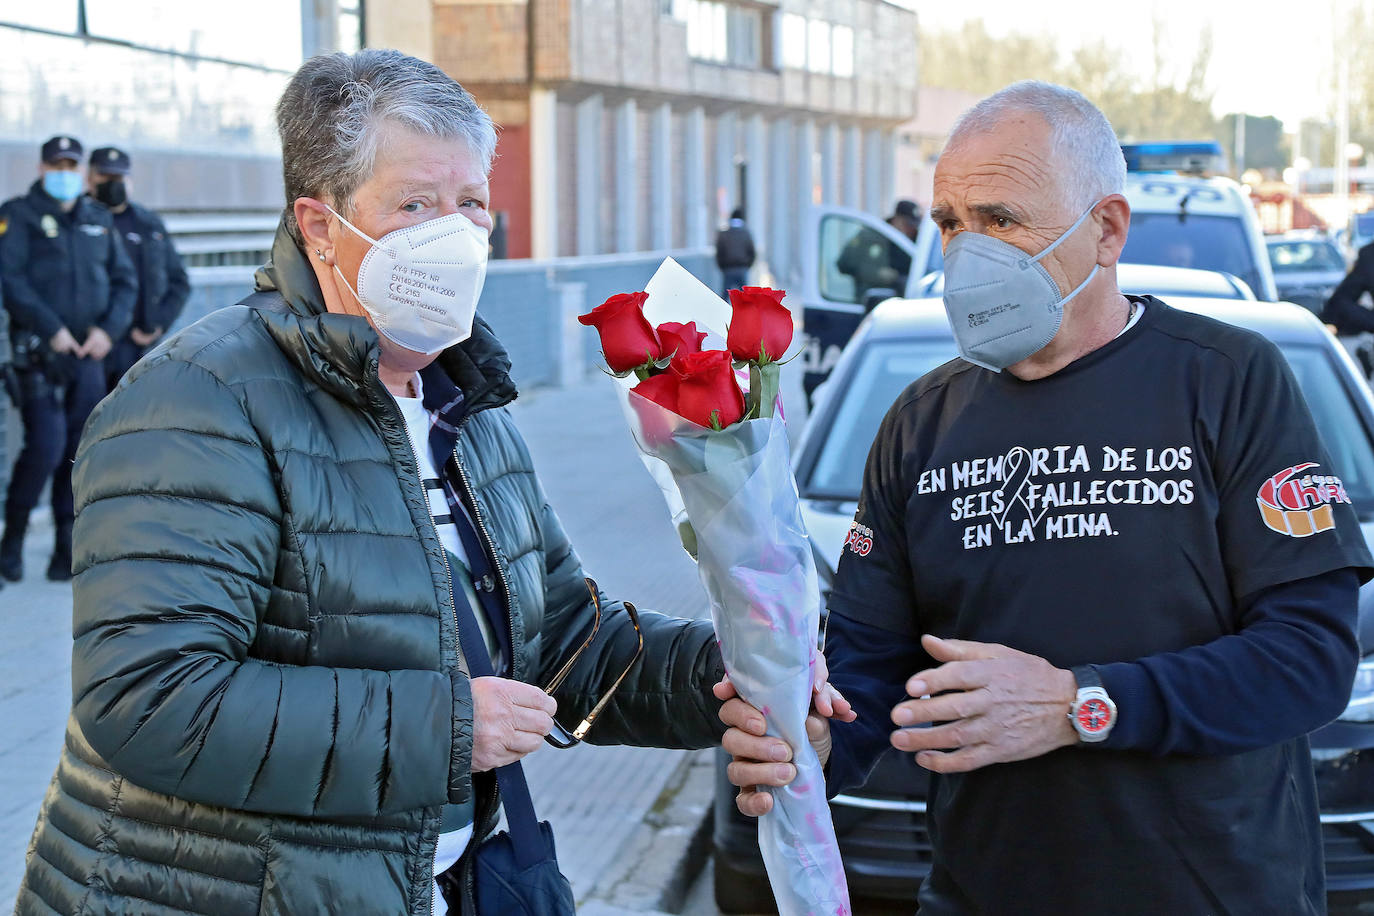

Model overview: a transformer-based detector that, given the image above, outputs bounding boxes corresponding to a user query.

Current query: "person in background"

[87,146,190,390]
[835,198,922,303]
[715,206,755,297]
[1322,240,1374,377]
[0,135,135,582]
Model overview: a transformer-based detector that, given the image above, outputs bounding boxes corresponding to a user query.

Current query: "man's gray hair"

[947,81,1126,212]
[276,49,497,248]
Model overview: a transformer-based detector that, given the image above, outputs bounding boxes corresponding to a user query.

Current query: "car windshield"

[1268,241,1346,273]
[1122,213,1264,304]
[804,337,1374,519]
[805,339,956,499]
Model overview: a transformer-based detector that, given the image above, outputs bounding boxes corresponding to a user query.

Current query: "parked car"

[1268,231,1350,315]
[917,262,1255,300]
[712,295,1374,914]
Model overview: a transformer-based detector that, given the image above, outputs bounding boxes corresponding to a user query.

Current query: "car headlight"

[1339,657,1374,722]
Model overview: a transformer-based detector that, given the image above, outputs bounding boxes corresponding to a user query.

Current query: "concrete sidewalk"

[0,366,765,912]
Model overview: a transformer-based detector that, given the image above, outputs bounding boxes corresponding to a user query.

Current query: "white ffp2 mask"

[327,205,489,356]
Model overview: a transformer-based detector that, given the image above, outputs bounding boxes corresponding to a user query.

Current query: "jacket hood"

[252,220,517,413]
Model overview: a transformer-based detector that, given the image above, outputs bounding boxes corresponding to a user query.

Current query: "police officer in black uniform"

[87,146,190,389]
[0,136,136,581]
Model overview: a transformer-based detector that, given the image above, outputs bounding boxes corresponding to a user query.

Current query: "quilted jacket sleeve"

[69,354,460,817]
[535,487,726,750]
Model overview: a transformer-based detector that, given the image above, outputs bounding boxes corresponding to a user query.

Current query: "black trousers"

[6,358,105,531]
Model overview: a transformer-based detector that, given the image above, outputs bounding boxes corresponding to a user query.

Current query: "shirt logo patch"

[40,214,59,238]
[1257,462,1350,537]
[845,521,874,557]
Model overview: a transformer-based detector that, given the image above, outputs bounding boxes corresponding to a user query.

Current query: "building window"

[673,0,766,68]
[807,20,830,74]
[725,5,762,69]
[1,4,79,32]
[82,0,302,69]
[778,12,807,69]
[337,0,363,53]
[831,24,853,77]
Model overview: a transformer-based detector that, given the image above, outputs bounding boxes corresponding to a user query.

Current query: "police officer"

[87,146,190,389]
[0,135,135,582]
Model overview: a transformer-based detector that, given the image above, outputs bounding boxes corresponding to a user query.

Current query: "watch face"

[1076,697,1114,735]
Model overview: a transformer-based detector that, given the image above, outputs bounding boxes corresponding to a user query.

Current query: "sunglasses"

[541,577,645,748]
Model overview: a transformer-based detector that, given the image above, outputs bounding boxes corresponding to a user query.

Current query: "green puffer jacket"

[15,227,725,915]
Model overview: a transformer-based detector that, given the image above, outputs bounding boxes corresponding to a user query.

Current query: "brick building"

[370,0,919,284]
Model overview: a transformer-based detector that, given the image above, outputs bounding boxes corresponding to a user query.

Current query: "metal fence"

[180,248,721,390]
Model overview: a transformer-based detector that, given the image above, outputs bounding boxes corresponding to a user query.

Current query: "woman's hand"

[713,654,856,817]
[470,676,557,771]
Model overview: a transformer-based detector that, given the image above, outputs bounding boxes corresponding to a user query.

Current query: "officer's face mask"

[42,169,83,203]
[93,179,127,209]
[325,204,489,357]
[941,201,1103,372]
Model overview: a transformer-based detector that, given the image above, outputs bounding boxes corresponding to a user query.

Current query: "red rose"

[656,321,708,360]
[631,369,679,414]
[629,371,682,446]
[578,292,662,372]
[672,350,746,429]
[727,286,793,364]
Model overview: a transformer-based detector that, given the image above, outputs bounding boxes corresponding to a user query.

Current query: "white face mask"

[326,205,489,356]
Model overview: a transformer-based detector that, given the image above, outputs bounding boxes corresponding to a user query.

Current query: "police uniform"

[89,147,190,389]
[0,136,136,581]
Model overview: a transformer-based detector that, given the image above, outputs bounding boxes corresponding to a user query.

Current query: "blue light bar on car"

[1121,141,1227,175]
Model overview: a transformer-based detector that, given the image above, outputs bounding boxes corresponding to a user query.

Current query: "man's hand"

[889,634,1078,774]
[470,676,557,772]
[130,326,162,348]
[49,327,80,355]
[714,654,857,818]
[81,328,113,360]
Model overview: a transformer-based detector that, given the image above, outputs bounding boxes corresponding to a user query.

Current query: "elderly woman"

[15,50,724,915]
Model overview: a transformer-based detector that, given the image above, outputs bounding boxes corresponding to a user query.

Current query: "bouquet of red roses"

[579,259,850,916]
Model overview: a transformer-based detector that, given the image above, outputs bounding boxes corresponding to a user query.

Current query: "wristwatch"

[1068,665,1116,743]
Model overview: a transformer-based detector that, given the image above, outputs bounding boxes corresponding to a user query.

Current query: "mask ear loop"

[323,203,396,257]
[1028,200,1103,306]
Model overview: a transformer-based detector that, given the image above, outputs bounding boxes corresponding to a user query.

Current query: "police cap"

[41,135,83,165]
[91,146,131,175]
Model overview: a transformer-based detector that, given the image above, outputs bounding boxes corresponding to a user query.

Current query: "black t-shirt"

[828,297,1372,913]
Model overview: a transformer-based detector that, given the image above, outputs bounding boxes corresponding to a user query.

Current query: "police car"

[712,293,1374,913]
[1118,141,1278,302]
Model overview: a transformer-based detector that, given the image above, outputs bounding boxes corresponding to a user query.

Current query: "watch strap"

[1071,664,1102,690]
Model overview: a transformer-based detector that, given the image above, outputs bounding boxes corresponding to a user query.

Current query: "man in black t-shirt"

[716,82,1372,914]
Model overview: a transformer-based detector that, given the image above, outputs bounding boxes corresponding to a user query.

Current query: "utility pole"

[1235,113,1247,178]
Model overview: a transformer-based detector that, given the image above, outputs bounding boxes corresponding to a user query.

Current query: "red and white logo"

[845,521,874,557]
[1256,462,1351,537]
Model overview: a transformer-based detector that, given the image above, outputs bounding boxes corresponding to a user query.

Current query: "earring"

[316,250,326,261]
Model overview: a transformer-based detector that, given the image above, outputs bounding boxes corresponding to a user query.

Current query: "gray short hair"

[947,81,1125,213]
[276,49,498,248]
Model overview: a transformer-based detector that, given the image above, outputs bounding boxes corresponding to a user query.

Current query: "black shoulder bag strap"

[450,560,575,915]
